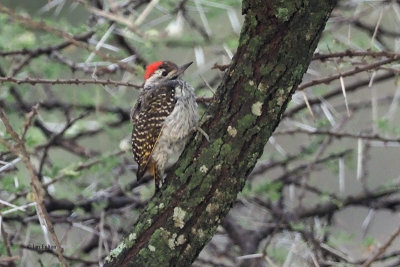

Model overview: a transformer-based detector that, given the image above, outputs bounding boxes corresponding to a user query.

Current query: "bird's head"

[144,61,192,87]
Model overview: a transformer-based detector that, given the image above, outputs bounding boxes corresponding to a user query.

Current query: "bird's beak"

[176,62,193,77]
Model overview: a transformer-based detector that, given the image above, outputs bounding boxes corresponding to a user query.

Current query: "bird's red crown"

[144,61,163,80]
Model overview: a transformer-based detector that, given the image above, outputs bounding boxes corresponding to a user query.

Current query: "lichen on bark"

[104,0,337,266]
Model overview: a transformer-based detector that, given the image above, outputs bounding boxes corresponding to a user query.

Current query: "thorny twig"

[0,108,67,266]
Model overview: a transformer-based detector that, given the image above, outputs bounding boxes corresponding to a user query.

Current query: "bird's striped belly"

[151,96,198,173]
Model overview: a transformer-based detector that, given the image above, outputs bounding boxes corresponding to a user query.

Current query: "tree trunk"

[105,0,337,266]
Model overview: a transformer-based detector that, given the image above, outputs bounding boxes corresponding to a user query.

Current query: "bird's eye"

[162,71,168,76]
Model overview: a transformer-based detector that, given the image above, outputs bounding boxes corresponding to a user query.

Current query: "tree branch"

[104,0,338,266]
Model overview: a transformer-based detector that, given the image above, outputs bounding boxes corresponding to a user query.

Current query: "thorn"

[301,91,315,121]
[339,76,350,117]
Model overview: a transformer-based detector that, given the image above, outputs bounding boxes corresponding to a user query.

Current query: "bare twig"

[0,31,94,56]
[0,4,137,73]
[0,108,67,267]
[361,224,400,267]
[0,256,20,265]
[0,221,15,267]
[274,129,400,143]
[212,63,231,71]
[21,104,39,142]
[72,0,139,32]
[298,57,400,90]
[0,76,141,88]
[312,50,400,61]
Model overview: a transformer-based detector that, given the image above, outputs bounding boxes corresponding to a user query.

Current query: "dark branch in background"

[114,34,148,67]
[313,50,400,61]
[0,108,67,266]
[1,0,400,266]
[284,72,395,118]
[0,76,142,88]
[274,129,400,143]
[0,32,94,57]
[298,57,400,90]
[0,3,137,73]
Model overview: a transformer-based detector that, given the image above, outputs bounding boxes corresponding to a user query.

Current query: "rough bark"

[104,0,337,266]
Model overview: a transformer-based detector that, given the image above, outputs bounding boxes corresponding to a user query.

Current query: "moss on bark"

[105,0,337,266]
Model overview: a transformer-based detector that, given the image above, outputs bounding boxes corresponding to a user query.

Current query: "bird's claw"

[195,126,210,142]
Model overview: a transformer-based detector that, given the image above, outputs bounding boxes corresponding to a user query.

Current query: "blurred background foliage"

[0,0,400,266]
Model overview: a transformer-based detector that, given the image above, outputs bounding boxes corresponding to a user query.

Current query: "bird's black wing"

[131,83,177,180]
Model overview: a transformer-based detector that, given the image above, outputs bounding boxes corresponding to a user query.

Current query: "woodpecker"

[131,61,198,191]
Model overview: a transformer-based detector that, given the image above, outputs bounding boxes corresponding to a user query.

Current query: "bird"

[131,61,199,191]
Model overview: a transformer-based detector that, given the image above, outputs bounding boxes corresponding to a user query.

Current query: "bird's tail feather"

[136,161,162,192]
[136,163,147,181]
[149,161,162,192]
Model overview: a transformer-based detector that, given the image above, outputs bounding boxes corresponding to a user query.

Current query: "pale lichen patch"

[173,207,186,228]
[276,7,289,21]
[277,96,285,106]
[215,164,222,171]
[198,229,205,239]
[199,165,208,173]
[106,241,126,262]
[158,203,164,209]
[257,82,268,92]
[206,203,219,214]
[191,227,197,235]
[275,87,289,106]
[168,238,175,250]
[168,233,177,250]
[168,233,186,250]
[249,80,255,86]
[160,228,170,239]
[148,245,156,252]
[227,126,237,137]
[214,188,224,199]
[251,102,263,116]
[176,234,186,245]
[184,244,192,255]
[191,227,204,239]
[128,233,137,242]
